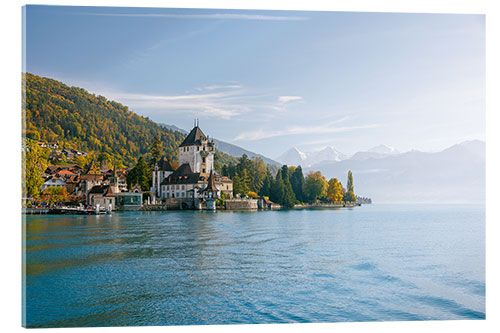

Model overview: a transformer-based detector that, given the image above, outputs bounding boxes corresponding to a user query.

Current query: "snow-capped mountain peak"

[276,147,307,166]
[277,146,347,167]
[367,144,399,155]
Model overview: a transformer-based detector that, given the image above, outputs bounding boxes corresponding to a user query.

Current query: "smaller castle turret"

[178,122,215,175]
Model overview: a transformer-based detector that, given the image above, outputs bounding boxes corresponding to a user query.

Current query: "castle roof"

[160,163,201,185]
[156,156,175,171]
[179,126,208,147]
[88,185,114,197]
[57,169,77,176]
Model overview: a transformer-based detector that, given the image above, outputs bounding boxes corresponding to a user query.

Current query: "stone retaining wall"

[224,199,258,210]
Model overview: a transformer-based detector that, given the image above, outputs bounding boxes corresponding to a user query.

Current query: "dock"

[23,206,109,215]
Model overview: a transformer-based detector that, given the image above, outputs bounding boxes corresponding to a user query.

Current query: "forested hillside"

[22,73,237,168]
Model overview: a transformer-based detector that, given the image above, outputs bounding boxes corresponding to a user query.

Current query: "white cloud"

[98,85,311,122]
[233,121,380,141]
[77,12,308,21]
[197,84,243,91]
[99,89,243,119]
[50,76,311,122]
[278,96,303,103]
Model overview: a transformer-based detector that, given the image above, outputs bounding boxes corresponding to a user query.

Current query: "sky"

[24,5,485,158]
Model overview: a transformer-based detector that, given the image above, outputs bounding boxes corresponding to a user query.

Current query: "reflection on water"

[23,205,485,327]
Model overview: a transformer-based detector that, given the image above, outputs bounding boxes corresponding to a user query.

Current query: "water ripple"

[24,205,485,327]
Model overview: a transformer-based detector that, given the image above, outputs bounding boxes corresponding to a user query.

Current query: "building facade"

[87,185,115,211]
[151,156,175,200]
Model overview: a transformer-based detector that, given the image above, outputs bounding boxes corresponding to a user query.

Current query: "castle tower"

[178,121,215,176]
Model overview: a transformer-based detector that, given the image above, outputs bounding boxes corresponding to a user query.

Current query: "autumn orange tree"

[40,186,69,206]
[326,178,344,204]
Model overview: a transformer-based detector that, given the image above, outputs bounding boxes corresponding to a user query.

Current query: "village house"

[41,175,67,192]
[87,185,115,211]
[79,161,104,203]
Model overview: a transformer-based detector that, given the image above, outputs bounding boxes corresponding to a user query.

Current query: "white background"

[1,1,499,332]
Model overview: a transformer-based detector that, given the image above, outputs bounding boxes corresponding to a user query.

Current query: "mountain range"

[277,144,402,166]
[297,140,485,204]
[277,146,347,167]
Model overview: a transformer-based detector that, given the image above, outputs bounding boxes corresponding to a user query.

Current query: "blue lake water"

[23,204,485,327]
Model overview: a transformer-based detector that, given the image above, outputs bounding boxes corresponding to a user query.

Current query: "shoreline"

[22,203,363,215]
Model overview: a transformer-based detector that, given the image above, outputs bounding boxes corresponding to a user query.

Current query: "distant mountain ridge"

[277,146,347,167]
[160,123,281,165]
[367,144,400,155]
[303,140,485,203]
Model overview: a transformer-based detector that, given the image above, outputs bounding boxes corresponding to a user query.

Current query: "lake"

[23,204,485,327]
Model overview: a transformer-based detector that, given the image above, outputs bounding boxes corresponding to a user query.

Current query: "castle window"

[197,147,199,151]
[202,157,206,163]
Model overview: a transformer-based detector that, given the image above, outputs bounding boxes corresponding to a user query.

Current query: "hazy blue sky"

[24,5,485,158]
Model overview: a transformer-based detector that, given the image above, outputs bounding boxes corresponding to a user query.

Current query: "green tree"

[290,165,305,202]
[282,178,296,208]
[150,135,163,168]
[281,165,290,181]
[304,171,328,203]
[126,156,152,191]
[232,173,242,197]
[22,140,48,199]
[251,157,267,192]
[270,170,284,204]
[279,165,295,208]
[344,170,356,202]
[258,171,272,197]
[233,169,250,196]
[347,170,354,193]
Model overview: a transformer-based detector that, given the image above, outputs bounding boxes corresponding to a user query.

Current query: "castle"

[151,122,233,206]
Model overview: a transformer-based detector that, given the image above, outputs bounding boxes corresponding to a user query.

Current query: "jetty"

[23,206,109,215]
